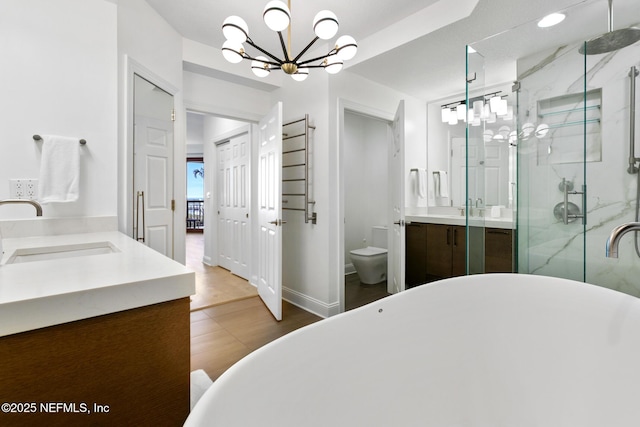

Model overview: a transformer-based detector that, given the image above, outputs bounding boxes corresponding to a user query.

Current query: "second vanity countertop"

[0,231,195,337]
[405,214,514,229]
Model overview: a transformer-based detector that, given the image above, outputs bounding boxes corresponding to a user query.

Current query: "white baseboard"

[202,255,213,266]
[282,287,340,318]
[345,263,356,275]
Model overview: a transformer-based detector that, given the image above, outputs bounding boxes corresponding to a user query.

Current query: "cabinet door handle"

[487,229,510,235]
[453,227,457,246]
[446,227,451,245]
[136,191,145,243]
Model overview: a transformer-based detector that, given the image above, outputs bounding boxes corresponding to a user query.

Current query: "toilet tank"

[371,226,388,249]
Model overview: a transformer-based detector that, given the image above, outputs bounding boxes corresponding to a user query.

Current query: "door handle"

[136,190,145,242]
[269,219,287,226]
[393,220,405,227]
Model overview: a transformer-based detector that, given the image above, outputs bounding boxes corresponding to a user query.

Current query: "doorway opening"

[186,157,204,233]
[338,99,404,312]
[343,110,393,310]
[185,110,258,311]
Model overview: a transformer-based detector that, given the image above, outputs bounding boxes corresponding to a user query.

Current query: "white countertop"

[406,214,514,229]
[0,231,195,337]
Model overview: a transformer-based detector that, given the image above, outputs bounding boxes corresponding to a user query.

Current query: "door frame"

[184,101,262,278]
[123,56,180,259]
[337,98,395,313]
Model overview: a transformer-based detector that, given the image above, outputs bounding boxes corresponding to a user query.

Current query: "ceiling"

[145,0,640,102]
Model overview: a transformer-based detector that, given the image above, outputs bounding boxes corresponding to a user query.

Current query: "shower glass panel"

[467,0,601,281]
[466,44,517,274]
[465,0,640,296]
[582,1,640,295]
[516,41,587,282]
[465,45,487,274]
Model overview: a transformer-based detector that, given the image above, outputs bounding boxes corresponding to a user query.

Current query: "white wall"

[0,0,117,219]
[187,113,204,155]
[117,0,185,262]
[272,71,335,316]
[344,112,389,269]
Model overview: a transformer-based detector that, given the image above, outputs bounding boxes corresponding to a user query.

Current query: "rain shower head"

[580,27,640,54]
[579,0,640,55]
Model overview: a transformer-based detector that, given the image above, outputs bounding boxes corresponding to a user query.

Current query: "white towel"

[417,169,427,198]
[434,170,449,198]
[37,135,80,204]
[190,369,213,411]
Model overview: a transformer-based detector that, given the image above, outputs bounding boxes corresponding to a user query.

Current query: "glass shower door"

[515,43,589,282]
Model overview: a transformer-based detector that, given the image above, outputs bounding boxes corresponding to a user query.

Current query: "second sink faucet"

[0,199,43,216]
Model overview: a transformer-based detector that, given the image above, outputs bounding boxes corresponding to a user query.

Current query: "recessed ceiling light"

[538,13,566,28]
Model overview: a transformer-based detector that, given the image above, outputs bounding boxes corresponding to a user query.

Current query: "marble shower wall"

[517,40,640,296]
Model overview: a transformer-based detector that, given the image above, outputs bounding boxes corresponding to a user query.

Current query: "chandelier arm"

[239,51,281,67]
[297,50,338,67]
[277,32,292,62]
[245,38,284,65]
[292,36,320,63]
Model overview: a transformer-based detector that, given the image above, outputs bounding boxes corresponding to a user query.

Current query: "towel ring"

[33,134,86,145]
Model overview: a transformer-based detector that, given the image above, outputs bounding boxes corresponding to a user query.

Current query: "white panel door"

[452,137,508,208]
[389,101,405,294]
[216,133,251,280]
[217,142,232,271]
[133,75,174,258]
[257,103,283,320]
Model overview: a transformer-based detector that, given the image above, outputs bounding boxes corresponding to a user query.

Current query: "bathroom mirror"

[427,84,515,209]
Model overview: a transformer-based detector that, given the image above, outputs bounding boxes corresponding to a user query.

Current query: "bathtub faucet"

[0,199,43,216]
[605,222,640,258]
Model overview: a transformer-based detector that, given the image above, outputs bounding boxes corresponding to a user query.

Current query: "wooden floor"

[187,232,391,381]
[190,297,322,381]
[186,232,258,311]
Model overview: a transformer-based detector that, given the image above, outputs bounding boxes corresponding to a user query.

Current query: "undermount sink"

[6,241,119,264]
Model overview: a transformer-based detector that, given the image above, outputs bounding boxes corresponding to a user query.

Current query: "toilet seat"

[350,247,387,257]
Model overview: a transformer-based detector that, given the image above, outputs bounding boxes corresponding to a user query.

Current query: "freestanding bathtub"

[185,274,640,426]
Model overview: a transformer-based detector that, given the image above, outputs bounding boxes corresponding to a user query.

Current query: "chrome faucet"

[605,222,640,258]
[0,199,43,216]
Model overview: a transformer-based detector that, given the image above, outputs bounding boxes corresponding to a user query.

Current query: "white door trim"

[336,98,395,313]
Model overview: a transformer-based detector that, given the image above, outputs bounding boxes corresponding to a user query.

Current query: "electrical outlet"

[9,179,38,199]
[25,179,38,200]
[10,179,24,199]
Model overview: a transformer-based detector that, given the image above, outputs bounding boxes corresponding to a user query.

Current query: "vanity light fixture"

[537,12,566,28]
[442,92,514,127]
[222,0,357,81]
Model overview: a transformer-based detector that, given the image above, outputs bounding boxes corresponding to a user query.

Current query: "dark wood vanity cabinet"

[426,224,466,279]
[405,223,513,288]
[405,223,466,287]
[484,227,514,272]
[405,223,428,287]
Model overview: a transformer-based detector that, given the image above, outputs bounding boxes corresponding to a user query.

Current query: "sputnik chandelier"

[221,0,357,81]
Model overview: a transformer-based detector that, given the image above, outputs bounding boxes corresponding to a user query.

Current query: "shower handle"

[628,66,639,174]
[562,179,587,225]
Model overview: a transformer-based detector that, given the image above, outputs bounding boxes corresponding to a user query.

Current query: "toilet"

[350,226,388,284]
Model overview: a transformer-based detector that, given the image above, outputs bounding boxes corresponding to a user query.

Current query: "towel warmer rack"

[282,114,316,224]
[33,134,87,145]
